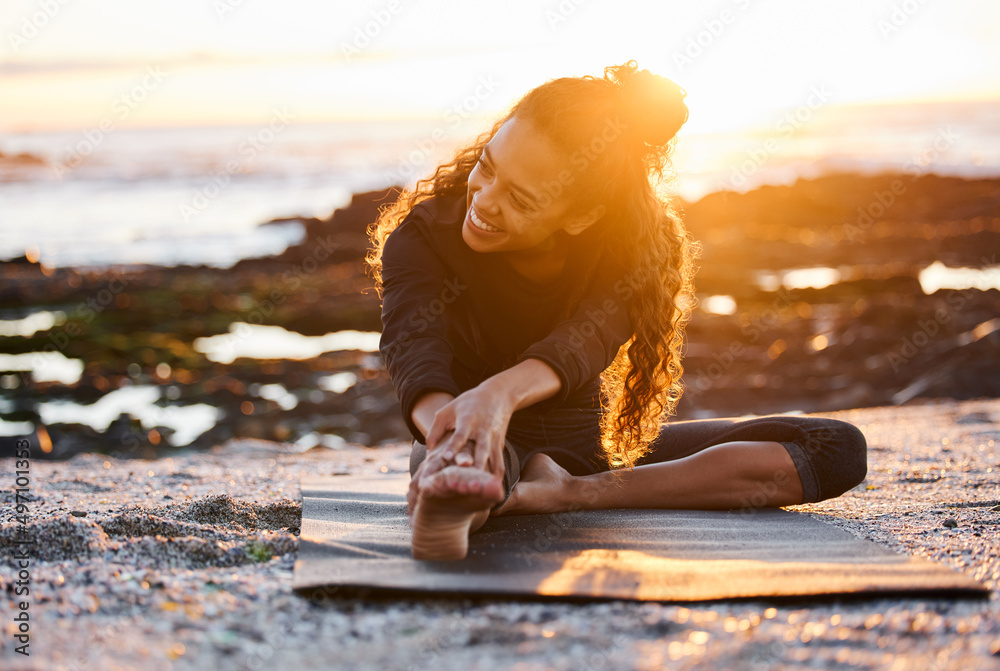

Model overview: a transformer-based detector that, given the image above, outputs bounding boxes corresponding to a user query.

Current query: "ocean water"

[1,99,998,269]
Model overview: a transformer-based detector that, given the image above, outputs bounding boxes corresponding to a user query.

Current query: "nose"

[474,180,501,216]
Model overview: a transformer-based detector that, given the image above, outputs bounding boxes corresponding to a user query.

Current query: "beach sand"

[2,397,999,670]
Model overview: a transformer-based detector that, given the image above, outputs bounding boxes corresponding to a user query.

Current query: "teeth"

[470,208,501,232]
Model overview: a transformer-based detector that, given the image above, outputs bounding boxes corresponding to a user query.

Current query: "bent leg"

[566,440,804,511]
[498,414,868,515]
[631,415,868,503]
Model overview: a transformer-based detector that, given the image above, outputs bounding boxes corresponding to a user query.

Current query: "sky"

[2,0,999,132]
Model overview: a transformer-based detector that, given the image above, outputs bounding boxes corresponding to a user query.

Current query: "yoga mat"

[292,474,990,602]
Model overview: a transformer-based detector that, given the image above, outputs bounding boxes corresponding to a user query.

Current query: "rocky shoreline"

[1,172,999,458]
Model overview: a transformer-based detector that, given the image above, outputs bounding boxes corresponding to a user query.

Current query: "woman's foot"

[492,452,575,516]
[409,464,505,560]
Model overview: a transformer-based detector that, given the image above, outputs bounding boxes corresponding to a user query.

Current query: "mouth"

[467,205,503,234]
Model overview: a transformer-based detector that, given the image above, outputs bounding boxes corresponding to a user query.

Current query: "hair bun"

[606,61,688,147]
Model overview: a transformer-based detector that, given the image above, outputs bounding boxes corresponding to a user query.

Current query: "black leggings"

[410,407,868,511]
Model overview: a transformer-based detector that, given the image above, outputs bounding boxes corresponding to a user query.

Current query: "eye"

[476,155,493,177]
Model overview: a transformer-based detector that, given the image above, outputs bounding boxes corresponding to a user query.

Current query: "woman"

[366,61,867,561]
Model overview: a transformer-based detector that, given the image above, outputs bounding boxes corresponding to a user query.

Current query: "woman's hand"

[424,384,514,478]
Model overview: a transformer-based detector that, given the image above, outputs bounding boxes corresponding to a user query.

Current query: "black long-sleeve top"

[378,190,635,444]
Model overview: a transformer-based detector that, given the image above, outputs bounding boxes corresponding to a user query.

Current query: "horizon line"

[3,95,998,136]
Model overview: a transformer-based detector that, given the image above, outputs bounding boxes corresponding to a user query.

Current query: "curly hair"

[365,61,700,471]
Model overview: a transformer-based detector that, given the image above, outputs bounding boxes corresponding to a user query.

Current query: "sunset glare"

[2,0,999,132]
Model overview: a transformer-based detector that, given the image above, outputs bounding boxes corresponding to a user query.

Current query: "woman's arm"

[514,261,635,409]
[411,359,562,452]
[478,357,562,413]
[412,358,560,440]
[416,358,562,470]
[379,218,463,444]
[410,390,455,442]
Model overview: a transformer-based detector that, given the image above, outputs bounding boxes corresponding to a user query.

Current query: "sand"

[1,398,999,670]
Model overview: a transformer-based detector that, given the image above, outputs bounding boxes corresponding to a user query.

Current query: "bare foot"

[492,453,574,516]
[410,465,505,560]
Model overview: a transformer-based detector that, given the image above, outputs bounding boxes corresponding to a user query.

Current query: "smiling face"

[463,116,604,256]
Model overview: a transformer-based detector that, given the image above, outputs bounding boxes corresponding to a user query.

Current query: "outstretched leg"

[495,413,868,515]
